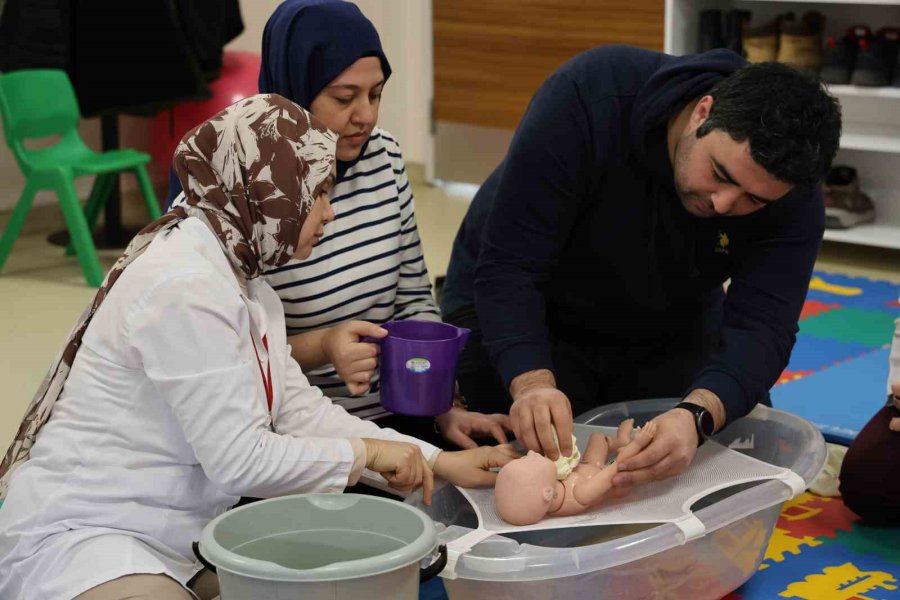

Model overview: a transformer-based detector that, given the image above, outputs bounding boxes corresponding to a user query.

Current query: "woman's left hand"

[435,407,513,449]
[432,444,520,488]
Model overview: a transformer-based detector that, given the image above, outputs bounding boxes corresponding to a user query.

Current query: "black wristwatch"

[674,402,715,447]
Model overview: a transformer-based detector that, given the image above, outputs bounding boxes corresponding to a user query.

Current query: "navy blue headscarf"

[259,0,391,108]
[165,0,391,208]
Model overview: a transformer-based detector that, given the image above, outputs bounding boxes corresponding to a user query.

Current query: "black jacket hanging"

[0,0,71,72]
[0,0,243,117]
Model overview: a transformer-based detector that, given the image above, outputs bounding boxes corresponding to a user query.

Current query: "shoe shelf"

[823,223,900,247]
[841,131,900,153]
[827,84,900,98]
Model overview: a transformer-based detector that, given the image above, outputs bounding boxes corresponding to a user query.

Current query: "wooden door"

[432,0,664,183]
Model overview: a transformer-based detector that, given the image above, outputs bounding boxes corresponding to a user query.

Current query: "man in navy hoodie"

[440,46,841,486]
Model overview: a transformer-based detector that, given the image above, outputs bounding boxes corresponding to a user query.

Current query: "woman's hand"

[432,444,520,488]
[361,438,435,504]
[322,321,387,396]
[435,407,513,449]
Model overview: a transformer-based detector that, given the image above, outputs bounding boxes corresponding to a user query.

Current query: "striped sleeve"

[385,135,441,323]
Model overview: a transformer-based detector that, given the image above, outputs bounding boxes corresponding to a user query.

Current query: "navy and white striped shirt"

[264,128,440,419]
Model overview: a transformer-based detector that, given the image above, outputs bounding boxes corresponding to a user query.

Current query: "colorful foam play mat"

[728,493,899,600]
[772,272,899,445]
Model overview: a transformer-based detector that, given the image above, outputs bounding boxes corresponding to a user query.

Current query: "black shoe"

[851,26,891,86]
[724,10,752,56]
[893,57,900,87]
[821,35,856,84]
[699,10,725,52]
[876,27,900,84]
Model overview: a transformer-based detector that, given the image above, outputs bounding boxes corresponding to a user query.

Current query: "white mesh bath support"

[443,425,805,579]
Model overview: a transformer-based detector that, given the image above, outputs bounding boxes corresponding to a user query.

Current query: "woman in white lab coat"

[0,94,513,600]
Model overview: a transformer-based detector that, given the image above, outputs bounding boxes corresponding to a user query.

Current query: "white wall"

[351,0,431,166]
[0,0,432,213]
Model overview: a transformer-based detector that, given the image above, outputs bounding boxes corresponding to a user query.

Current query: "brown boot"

[825,165,876,229]
[743,16,781,62]
[777,11,825,73]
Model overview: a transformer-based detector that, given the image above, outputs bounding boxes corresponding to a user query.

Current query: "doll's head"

[495,451,559,525]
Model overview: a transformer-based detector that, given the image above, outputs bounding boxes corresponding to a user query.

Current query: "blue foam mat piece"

[772,348,891,445]
[785,335,874,373]
[419,577,448,600]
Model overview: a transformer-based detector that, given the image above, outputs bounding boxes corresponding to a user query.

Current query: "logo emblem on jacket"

[716,232,729,255]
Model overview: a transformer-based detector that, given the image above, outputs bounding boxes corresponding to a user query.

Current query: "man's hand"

[361,438,434,504]
[435,407,513,449]
[321,321,387,396]
[509,369,573,460]
[432,444,520,488]
[612,409,698,487]
[613,389,726,487]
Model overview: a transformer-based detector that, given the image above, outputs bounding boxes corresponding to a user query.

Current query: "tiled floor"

[0,173,898,449]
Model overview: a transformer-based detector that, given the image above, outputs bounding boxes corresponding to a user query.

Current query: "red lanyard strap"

[251,334,273,411]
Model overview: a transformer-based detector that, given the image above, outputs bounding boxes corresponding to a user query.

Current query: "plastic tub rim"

[199,493,438,583]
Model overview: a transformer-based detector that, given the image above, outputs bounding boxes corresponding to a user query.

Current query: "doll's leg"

[614,421,658,463]
[608,418,635,452]
[615,419,634,450]
[583,432,610,467]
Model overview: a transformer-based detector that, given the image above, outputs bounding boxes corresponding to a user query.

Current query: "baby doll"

[495,419,657,525]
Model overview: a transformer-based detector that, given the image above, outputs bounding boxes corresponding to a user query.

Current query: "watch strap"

[674,401,713,446]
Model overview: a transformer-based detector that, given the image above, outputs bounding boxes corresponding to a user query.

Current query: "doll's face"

[495,451,559,525]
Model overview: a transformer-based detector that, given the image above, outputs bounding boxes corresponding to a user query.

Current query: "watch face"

[698,410,715,438]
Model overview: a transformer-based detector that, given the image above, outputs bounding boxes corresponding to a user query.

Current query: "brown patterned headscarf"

[0,94,336,499]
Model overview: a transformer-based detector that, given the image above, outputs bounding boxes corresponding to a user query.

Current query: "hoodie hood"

[630,49,745,170]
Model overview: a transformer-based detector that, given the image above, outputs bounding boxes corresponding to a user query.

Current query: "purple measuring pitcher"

[365,320,470,416]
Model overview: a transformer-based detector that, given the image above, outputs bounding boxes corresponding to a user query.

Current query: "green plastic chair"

[0,69,161,287]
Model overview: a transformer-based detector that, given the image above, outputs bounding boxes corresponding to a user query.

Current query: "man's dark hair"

[697,62,842,190]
